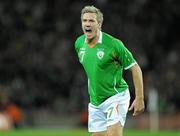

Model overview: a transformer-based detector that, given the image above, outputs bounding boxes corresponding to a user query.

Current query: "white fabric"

[88,89,130,132]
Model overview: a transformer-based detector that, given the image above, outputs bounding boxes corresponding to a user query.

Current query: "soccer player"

[74,5,144,136]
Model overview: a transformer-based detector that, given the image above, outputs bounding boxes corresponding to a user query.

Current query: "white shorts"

[88,89,130,132]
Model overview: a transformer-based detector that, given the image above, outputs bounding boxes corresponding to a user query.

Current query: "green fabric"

[75,32,137,106]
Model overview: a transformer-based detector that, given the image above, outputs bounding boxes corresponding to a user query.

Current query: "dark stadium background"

[0,0,179,130]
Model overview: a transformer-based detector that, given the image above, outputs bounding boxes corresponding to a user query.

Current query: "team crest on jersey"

[97,49,104,60]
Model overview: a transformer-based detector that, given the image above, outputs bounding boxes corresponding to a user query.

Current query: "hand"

[129,98,145,116]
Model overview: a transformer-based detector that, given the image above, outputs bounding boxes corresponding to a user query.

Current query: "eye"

[83,19,87,22]
[89,19,95,22]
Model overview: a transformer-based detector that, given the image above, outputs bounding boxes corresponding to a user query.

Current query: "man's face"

[81,13,101,40]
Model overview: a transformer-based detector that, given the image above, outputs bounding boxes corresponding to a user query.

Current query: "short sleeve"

[113,39,137,70]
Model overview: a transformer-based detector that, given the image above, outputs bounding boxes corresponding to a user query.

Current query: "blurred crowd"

[0,0,180,125]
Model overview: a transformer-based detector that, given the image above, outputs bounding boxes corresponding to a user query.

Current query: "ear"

[98,23,102,30]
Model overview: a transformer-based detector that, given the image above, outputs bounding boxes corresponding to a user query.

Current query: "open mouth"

[85,28,92,33]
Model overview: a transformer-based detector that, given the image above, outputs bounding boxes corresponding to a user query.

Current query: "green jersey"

[75,31,137,106]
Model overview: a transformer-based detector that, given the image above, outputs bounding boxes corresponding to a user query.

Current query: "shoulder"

[74,34,85,51]
[113,38,124,48]
[102,32,124,48]
[102,32,115,43]
[75,34,85,46]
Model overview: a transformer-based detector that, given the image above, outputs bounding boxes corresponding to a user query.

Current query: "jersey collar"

[84,31,102,44]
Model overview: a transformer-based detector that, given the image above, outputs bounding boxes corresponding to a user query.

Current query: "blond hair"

[81,5,103,24]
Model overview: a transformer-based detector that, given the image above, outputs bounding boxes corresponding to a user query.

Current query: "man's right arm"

[128,64,145,116]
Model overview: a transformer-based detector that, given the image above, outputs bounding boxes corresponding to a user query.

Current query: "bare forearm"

[129,64,145,116]
[131,64,144,99]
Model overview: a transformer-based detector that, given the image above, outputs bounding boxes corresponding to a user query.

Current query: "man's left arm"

[128,64,145,116]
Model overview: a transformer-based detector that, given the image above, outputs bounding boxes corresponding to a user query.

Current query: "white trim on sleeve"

[124,62,137,70]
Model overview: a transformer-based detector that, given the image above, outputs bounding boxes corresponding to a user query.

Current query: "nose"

[84,21,91,27]
[83,20,91,26]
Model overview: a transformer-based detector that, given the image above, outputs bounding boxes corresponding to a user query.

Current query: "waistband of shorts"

[89,89,129,108]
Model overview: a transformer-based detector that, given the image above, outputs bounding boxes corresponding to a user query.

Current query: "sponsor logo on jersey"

[80,48,85,51]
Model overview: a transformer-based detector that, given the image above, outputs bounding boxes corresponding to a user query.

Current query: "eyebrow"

[82,18,96,21]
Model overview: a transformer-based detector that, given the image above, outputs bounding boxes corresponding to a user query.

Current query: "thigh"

[88,103,107,132]
[107,122,123,136]
[104,91,130,127]
[91,131,107,136]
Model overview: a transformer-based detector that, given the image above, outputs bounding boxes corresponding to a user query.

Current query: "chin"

[86,35,93,40]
